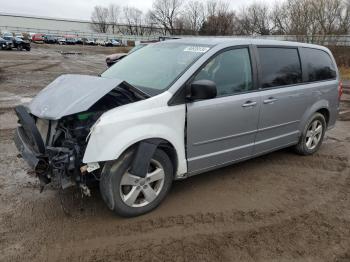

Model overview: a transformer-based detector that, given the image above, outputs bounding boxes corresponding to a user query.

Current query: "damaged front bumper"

[14,125,53,186]
[14,105,95,191]
[14,127,41,169]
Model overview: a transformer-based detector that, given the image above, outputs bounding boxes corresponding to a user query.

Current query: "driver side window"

[194,48,253,97]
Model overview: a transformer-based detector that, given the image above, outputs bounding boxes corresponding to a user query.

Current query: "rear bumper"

[14,127,40,169]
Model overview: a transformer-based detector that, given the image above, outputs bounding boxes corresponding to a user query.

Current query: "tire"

[294,113,326,155]
[100,148,173,217]
[17,44,22,51]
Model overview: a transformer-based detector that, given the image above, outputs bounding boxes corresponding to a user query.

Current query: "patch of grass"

[339,66,350,80]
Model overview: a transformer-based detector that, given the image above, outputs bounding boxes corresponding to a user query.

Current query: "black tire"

[294,113,326,155]
[17,44,22,51]
[100,148,173,217]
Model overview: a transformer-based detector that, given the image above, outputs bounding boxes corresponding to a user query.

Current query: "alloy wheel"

[120,159,165,208]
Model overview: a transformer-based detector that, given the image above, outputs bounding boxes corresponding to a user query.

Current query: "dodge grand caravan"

[14,38,342,217]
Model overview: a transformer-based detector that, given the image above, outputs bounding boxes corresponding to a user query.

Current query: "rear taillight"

[338,81,343,100]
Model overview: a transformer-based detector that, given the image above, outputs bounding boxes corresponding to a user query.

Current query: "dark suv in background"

[0,37,13,50]
[43,35,58,44]
[2,36,30,51]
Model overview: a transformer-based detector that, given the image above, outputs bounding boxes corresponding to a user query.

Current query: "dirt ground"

[1,44,350,262]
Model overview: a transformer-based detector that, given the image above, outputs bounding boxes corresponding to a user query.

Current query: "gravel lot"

[0,44,350,262]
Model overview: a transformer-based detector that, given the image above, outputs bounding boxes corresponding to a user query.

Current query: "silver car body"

[83,38,340,179]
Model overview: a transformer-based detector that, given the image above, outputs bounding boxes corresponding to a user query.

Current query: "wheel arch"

[299,100,330,133]
[126,138,179,178]
[316,108,330,126]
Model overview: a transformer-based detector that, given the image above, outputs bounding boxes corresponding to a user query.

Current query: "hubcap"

[120,159,165,207]
[305,120,323,150]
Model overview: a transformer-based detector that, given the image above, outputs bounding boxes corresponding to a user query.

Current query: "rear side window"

[258,48,302,88]
[301,48,336,82]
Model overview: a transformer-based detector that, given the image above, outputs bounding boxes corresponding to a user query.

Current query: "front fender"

[83,92,187,177]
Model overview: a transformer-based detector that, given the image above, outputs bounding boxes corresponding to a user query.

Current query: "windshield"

[101,42,212,96]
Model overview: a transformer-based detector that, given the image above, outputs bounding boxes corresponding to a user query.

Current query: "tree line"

[91,0,350,36]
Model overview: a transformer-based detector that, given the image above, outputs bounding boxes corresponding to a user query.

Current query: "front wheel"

[100,148,173,217]
[295,113,326,155]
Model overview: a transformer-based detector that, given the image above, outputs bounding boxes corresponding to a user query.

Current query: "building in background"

[0,12,164,41]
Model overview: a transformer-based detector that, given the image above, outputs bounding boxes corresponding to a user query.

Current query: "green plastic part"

[77,112,93,121]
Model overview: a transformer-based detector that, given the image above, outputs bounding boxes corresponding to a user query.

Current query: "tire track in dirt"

[37,211,350,262]
[255,152,349,172]
[31,62,62,72]
[3,60,40,69]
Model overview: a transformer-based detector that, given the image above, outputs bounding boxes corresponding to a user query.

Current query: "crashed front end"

[14,74,147,193]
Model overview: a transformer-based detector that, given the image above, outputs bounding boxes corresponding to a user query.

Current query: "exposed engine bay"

[14,74,148,194]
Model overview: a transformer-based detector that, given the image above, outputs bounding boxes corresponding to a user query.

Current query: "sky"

[0,0,274,21]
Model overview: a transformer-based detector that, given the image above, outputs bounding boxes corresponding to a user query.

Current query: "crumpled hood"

[29,74,123,120]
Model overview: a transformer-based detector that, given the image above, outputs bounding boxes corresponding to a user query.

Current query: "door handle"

[263,97,278,104]
[242,101,257,108]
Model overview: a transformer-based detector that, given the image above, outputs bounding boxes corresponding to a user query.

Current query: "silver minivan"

[14,38,342,217]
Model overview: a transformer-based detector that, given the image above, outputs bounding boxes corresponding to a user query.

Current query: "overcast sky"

[0,0,274,21]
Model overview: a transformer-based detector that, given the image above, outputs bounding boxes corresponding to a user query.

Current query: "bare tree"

[270,1,291,35]
[123,6,144,35]
[89,0,350,37]
[200,0,237,35]
[183,0,205,34]
[149,0,184,34]
[270,0,350,39]
[237,2,271,35]
[108,4,121,34]
[310,0,348,34]
[339,0,350,33]
[91,6,109,33]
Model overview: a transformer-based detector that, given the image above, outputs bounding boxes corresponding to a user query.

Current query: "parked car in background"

[65,37,77,45]
[29,32,36,39]
[32,34,44,43]
[2,32,13,38]
[106,43,148,67]
[44,35,57,44]
[14,33,24,39]
[3,36,30,51]
[76,38,83,45]
[0,37,12,50]
[57,37,66,45]
[105,39,121,47]
[96,39,106,46]
[84,38,96,45]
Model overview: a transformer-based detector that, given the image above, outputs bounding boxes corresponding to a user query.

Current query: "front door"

[186,47,261,174]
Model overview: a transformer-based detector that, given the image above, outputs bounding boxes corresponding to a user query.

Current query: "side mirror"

[188,80,217,101]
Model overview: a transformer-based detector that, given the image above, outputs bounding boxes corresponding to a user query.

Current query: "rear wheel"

[295,113,326,155]
[100,148,173,217]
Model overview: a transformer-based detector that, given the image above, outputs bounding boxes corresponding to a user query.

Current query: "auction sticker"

[184,46,210,53]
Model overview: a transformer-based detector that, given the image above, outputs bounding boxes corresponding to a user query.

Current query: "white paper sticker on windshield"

[184,46,210,53]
